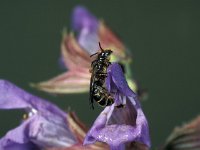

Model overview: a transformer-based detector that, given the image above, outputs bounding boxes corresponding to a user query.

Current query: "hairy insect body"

[89,46,114,109]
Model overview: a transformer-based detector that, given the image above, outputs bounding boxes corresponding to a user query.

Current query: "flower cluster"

[0,5,151,150]
[84,63,150,150]
[0,80,76,150]
[0,63,150,150]
[32,6,138,95]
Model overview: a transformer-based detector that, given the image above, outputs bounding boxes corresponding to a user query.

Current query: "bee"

[89,43,114,109]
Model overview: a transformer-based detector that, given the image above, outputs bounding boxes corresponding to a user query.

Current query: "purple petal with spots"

[84,63,150,149]
[0,80,77,149]
[71,6,99,54]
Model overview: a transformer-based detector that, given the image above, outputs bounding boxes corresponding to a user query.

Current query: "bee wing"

[89,71,95,109]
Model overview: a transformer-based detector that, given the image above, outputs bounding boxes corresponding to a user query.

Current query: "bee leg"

[96,73,107,78]
[107,62,112,65]
[106,95,114,106]
[91,60,98,67]
[97,95,107,107]
[89,68,93,73]
[90,103,94,109]
[116,104,125,108]
[100,88,113,106]
[96,72,107,75]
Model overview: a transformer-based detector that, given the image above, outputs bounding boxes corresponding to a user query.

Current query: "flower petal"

[83,106,114,145]
[0,80,66,119]
[0,114,77,149]
[72,6,98,32]
[108,100,137,126]
[32,68,90,94]
[47,112,110,150]
[0,80,79,149]
[29,115,77,148]
[0,115,39,150]
[126,142,149,150]
[163,116,200,150]
[84,63,150,149]
[106,63,135,97]
[61,32,91,69]
[84,99,150,148]
[0,80,32,110]
[71,6,99,54]
[0,141,38,150]
[78,31,99,55]
[47,144,106,150]
[67,112,88,142]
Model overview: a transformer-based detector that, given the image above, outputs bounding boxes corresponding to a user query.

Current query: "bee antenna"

[90,42,104,57]
[90,52,98,57]
[99,42,104,52]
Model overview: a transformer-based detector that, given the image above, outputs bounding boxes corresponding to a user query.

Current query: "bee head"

[90,42,113,58]
[98,42,112,59]
[100,50,112,58]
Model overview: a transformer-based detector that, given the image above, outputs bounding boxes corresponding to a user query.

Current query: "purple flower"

[33,6,134,95]
[71,5,128,58]
[0,80,77,150]
[83,63,151,150]
[47,112,110,150]
[71,6,99,54]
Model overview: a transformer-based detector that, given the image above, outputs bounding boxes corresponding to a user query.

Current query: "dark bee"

[89,43,114,109]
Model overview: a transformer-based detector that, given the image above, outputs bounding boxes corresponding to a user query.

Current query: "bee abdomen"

[93,85,114,107]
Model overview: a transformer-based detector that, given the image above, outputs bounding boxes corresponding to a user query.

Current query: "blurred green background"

[0,0,200,149]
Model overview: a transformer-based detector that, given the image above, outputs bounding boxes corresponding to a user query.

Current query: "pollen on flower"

[28,108,38,117]
[23,113,29,120]
[23,104,38,120]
